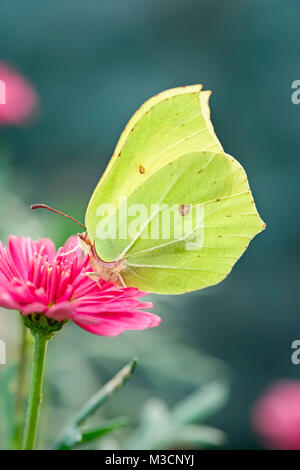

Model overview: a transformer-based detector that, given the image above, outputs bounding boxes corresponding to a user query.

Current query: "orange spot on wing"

[178,204,191,216]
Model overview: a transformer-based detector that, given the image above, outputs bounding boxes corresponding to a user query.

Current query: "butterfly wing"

[86,85,222,240]
[85,86,265,293]
[92,151,265,293]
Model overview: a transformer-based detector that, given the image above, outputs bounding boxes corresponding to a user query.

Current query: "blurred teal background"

[0,0,299,449]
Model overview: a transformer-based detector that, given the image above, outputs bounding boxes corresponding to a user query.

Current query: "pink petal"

[73,320,128,336]
[252,380,300,450]
[72,310,161,336]
[0,234,161,338]
[0,63,38,126]
[20,302,47,315]
[8,236,32,280]
[35,238,56,261]
[63,236,81,253]
[0,292,20,310]
[56,236,82,261]
[46,301,75,321]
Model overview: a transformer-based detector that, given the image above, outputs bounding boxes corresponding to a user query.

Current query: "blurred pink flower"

[0,63,38,126]
[0,235,161,336]
[252,380,300,450]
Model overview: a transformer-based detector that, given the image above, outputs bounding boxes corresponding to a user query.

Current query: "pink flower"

[0,63,38,126]
[0,235,161,336]
[252,380,300,450]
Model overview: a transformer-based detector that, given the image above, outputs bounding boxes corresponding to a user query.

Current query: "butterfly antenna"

[31,204,86,230]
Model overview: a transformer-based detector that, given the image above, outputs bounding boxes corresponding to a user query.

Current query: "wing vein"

[127,263,227,274]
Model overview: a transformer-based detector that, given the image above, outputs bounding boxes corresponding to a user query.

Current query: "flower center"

[28,252,79,305]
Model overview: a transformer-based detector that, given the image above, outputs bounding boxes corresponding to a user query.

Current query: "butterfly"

[32,85,265,294]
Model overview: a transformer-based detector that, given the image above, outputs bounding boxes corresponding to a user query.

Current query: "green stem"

[13,322,32,449]
[21,331,49,450]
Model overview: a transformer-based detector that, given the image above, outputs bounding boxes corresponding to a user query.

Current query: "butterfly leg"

[115,272,127,288]
[86,272,102,283]
[86,271,126,288]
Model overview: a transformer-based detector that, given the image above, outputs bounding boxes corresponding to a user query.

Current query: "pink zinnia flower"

[0,63,38,126]
[0,235,161,336]
[252,380,300,450]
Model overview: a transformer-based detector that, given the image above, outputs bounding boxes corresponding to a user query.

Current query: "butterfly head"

[77,231,125,285]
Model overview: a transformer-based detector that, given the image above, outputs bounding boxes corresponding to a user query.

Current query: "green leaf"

[160,424,226,449]
[57,418,128,450]
[53,358,137,450]
[171,379,229,425]
[81,418,128,444]
[139,398,170,427]
[125,381,229,450]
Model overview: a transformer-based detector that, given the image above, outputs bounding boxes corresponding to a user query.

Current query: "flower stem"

[21,330,49,450]
[13,322,32,449]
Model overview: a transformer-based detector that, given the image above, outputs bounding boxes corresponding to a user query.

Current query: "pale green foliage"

[125,380,229,450]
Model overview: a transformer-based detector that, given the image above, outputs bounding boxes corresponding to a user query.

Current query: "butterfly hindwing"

[97,151,265,293]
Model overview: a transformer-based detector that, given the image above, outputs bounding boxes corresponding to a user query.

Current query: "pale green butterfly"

[33,85,265,294]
